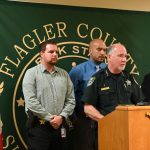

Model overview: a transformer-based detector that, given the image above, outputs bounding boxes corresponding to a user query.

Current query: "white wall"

[9,0,150,12]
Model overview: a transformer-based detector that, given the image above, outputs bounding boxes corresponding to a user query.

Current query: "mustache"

[98,55,106,59]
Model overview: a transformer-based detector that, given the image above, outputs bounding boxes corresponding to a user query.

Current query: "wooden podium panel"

[98,105,150,150]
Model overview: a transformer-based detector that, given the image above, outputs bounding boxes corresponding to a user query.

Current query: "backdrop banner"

[0,1,149,149]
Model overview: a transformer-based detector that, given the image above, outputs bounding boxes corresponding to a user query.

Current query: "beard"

[46,58,58,65]
[48,61,57,65]
[95,55,106,63]
[119,65,126,71]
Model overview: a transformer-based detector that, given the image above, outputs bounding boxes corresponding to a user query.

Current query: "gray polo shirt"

[22,64,75,121]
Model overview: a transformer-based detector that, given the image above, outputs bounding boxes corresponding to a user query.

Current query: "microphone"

[136,101,150,106]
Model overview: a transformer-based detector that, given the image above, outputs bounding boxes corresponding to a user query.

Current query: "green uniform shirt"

[22,64,75,121]
[82,67,144,116]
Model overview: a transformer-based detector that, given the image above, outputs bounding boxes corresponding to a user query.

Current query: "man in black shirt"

[82,43,143,142]
[141,73,150,102]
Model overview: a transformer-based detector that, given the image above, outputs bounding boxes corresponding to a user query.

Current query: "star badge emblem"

[125,80,131,86]
[39,119,45,125]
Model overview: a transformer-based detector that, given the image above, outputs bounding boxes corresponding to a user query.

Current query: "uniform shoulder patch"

[87,77,96,87]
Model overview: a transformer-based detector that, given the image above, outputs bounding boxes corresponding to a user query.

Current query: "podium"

[98,105,150,150]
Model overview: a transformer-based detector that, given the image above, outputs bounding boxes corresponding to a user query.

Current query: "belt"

[26,110,52,128]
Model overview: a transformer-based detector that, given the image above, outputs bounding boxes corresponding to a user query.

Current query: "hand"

[98,114,104,120]
[50,115,63,129]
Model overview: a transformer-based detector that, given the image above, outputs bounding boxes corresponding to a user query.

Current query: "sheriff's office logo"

[87,77,96,87]
[0,82,4,96]
[0,23,140,150]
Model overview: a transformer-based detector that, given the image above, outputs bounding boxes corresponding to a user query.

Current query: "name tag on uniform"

[101,87,110,91]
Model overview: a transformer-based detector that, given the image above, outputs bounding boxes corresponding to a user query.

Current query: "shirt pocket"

[56,78,67,94]
[123,87,133,103]
[98,88,117,106]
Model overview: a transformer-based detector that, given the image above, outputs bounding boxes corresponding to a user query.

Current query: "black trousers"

[26,117,68,150]
[68,116,98,150]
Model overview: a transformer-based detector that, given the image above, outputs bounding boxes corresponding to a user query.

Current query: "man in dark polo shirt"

[82,43,143,149]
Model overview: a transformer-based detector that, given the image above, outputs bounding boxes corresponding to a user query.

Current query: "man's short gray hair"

[107,43,125,55]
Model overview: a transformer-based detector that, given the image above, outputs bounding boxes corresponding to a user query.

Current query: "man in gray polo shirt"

[22,40,75,150]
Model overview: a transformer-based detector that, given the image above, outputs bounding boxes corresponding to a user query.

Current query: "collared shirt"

[69,59,106,115]
[22,64,75,121]
[82,67,144,116]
